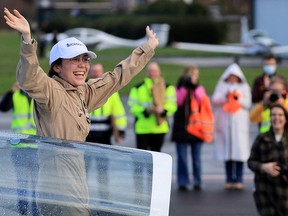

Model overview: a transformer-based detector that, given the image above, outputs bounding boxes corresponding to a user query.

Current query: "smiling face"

[53,54,90,87]
[271,106,287,134]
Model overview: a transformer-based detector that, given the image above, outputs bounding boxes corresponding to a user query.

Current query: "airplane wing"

[91,23,170,50]
[172,42,248,54]
[0,131,172,216]
[172,41,279,56]
[169,16,288,57]
[61,27,145,50]
[271,45,288,55]
[46,24,170,51]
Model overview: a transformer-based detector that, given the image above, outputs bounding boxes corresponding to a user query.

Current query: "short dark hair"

[48,58,63,78]
[263,53,276,61]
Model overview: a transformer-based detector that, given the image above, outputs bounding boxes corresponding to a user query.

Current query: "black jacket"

[171,87,202,143]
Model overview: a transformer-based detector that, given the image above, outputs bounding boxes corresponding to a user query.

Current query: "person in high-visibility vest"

[86,64,127,145]
[250,75,288,133]
[128,62,177,152]
[0,82,39,216]
[128,62,176,204]
[85,64,127,200]
[0,82,36,135]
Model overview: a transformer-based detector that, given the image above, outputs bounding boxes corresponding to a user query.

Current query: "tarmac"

[0,95,260,216]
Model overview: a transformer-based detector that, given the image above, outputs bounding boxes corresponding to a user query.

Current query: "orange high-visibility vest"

[186,95,214,143]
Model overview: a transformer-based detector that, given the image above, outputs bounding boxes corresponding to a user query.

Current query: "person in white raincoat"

[212,63,251,190]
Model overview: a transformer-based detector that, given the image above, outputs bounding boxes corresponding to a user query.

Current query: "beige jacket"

[16,40,154,142]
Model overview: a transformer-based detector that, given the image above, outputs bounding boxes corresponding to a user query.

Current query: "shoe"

[234,183,244,190]
[178,185,188,191]
[224,183,233,190]
[193,185,202,191]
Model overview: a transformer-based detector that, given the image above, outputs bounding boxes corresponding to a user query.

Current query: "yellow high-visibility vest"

[12,90,36,135]
[128,77,177,134]
[89,92,127,132]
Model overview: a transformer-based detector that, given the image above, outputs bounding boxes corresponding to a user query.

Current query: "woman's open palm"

[4,8,30,37]
[146,26,159,49]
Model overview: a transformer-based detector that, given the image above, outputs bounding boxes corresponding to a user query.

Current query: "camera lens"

[269,93,279,102]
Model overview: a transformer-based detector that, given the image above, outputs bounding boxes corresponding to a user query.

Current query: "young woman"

[212,63,251,190]
[171,65,210,191]
[248,104,288,216]
[4,7,159,142]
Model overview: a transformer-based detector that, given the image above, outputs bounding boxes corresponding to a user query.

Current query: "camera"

[280,164,288,176]
[269,92,280,102]
[279,163,288,183]
[181,77,196,90]
[269,91,286,103]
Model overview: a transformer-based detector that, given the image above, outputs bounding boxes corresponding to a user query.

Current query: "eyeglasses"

[66,56,91,65]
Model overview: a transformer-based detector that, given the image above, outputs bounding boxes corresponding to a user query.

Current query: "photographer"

[249,75,288,133]
[248,104,288,216]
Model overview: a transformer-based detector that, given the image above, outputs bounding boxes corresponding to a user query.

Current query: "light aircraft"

[45,23,170,50]
[172,16,288,57]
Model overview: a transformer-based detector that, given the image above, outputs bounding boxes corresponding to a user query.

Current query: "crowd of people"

[2,7,288,216]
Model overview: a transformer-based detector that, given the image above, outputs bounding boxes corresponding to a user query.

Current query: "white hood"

[219,63,247,83]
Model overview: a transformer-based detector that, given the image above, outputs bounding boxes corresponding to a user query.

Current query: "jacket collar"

[53,75,78,91]
[264,128,288,145]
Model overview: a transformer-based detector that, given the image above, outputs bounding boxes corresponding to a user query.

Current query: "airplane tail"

[150,24,170,48]
[240,16,249,44]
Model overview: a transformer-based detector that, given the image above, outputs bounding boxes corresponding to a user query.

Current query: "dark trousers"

[12,149,39,216]
[85,132,111,200]
[225,160,244,183]
[86,130,112,145]
[136,133,165,152]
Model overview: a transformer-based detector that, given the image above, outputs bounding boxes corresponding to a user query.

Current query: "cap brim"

[86,51,97,59]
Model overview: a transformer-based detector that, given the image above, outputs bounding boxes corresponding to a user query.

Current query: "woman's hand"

[261,162,281,177]
[146,26,159,49]
[4,8,31,43]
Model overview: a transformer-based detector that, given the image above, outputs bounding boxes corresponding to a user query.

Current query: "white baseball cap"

[49,37,97,65]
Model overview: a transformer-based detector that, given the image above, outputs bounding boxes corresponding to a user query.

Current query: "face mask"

[263,65,276,75]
